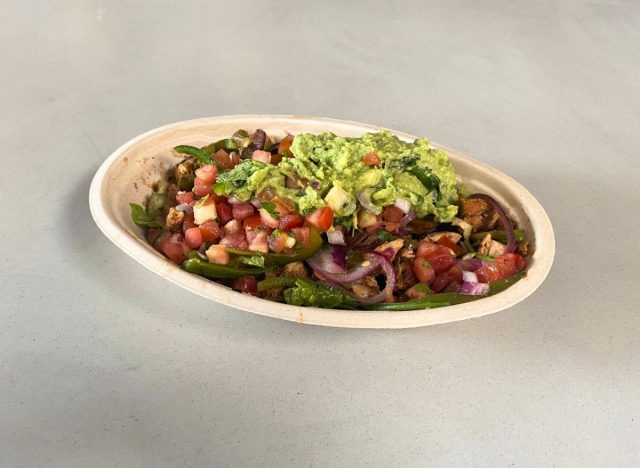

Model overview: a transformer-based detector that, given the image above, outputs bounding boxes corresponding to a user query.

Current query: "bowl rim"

[89,114,555,328]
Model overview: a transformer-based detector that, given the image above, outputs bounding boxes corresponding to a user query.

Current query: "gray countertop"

[2,1,639,466]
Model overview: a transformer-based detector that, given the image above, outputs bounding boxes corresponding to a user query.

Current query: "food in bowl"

[129,129,529,311]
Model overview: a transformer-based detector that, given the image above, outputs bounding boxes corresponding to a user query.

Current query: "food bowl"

[89,115,555,328]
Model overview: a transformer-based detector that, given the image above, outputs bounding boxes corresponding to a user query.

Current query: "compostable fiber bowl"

[89,115,555,328]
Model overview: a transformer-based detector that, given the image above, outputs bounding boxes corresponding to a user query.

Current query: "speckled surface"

[2,1,639,466]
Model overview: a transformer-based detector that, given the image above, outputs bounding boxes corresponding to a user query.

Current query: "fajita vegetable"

[131,129,529,310]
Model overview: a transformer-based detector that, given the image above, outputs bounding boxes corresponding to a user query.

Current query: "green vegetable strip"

[182,257,264,279]
[362,271,526,311]
[257,276,300,292]
[173,145,211,164]
[472,229,526,243]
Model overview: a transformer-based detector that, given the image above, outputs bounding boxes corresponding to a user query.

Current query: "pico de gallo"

[130,129,529,310]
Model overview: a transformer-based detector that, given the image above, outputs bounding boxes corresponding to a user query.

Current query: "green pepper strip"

[361,271,526,311]
[226,228,323,266]
[182,257,264,279]
[174,145,211,164]
[257,276,300,292]
[472,229,526,243]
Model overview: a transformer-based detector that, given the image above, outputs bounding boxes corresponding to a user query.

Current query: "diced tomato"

[243,214,264,230]
[176,191,195,205]
[413,257,436,284]
[223,219,242,235]
[161,233,189,265]
[279,213,304,231]
[193,181,213,197]
[270,154,283,165]
[431,264,463,292]
[199,220,222,242]
[272,196,295,216]
[382,205,404,223]
[258,208,280,229]
[205,244,230,265]
[278,135,294,156]
[246,229,268,253]
[385,222,400,233]
[251,150,271,164]
[194,165,217,185]
[476,253,525,283]
[184,227,203,249]
[182,213,196,233]
[216,202,233,225]
[305,206,334,231]
[291,227,310,247]
[233,276,259,296]
[220,232,248,250]
[416,241,456,273]
[437,236,462,256]
[232,202,255,221]
[269,231,289,253]
[363,152,381,166]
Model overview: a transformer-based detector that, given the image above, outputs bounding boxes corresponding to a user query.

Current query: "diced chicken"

[174,157,195,184]
[205,245,230,265]
[478,234,506,258]
[194,199,217,225]
[423,231,462,244]
[350,277,381,299]
[262,270,284,302]
[374,238,405,261]
[406,218,439,235]
[164,207,185,232]
[394,255,418,291]
[282,261,309,278]
[517,241,529,256]
[459,198,499,231]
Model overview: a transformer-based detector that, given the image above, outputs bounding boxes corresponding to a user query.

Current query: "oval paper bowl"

[89,115,554,328]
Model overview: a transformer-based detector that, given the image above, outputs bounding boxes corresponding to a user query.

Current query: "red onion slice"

[400,210,416,227]
[327,230,346,246]
[357,252,396,304]
[469,193,516,254]
[459,281,490,296]
[307,251,380,284]
[307,246,347,275]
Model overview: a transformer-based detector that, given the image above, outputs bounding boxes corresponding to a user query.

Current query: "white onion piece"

[394,198,411,214]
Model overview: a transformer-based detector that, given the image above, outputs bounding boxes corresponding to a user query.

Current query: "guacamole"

[214,131,459,223]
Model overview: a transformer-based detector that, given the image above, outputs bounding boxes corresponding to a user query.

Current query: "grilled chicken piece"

[374,239,405,261]
[517,241,529,256]
[164,207,184,232]
[282,261,309,278]
[406,218,439,235]
[423,231,462,244]
[459,197,499,231]
[394,255,418,291]
[351,277,381,300]
[478,234,506,258]
[262,270,284,302]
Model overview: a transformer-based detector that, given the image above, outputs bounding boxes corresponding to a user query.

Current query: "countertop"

[2,1,639,466]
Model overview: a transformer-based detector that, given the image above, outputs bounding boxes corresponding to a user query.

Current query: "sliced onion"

[307,251,379,284]
[227,197,242,205]
[251,129,267,150]
[469,193,516,254]
[175,203,193,214]
[400,210,416,227]
[307,246,347,275]
[462,271,478,283]
[357,192,382,214]
[357,252,396,304]
[394,198,411,214]
[458,258,483,272]
[249,199,262,209]
[327,230,346,246]
[459,281,490,296]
